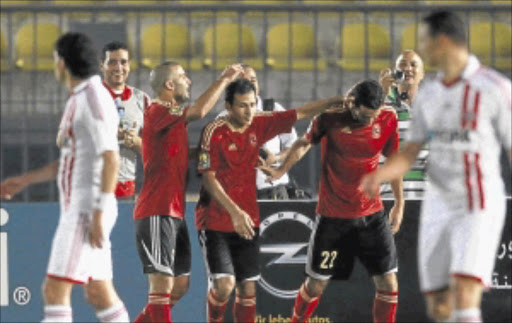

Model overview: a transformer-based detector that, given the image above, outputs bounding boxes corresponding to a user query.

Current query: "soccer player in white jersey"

[0,33,129,322]
[100,41,151,200]
[362,10,511,323]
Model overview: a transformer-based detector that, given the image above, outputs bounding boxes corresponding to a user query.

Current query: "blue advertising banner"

[0,200,510,322]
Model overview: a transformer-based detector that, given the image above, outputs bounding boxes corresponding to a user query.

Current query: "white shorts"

[418,192,506,293]
[46,199,118,284]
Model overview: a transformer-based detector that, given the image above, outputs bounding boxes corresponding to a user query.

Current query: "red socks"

[373,290,398,323]
[135,293,172,323]
[208,289,229,323]
[291,284,320,323]
[233,293,256,323]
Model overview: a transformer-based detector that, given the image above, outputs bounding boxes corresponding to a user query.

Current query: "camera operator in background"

[379,50,426,198]
[379,50,424,116]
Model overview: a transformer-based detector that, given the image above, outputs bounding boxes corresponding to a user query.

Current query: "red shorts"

[115,180,135,198]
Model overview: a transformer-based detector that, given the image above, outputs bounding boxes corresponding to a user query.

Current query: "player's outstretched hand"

[230,208,255,240]
[0,176,29,200]
[360,172,381,199]
[389,203,404,234]
[89,210,104,248]
[258,165,285,183]
[220,64,244,83]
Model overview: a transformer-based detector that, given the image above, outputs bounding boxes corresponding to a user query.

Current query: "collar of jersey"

[72,75,100,95]
[436,55,481,87]
[102,81,132,100]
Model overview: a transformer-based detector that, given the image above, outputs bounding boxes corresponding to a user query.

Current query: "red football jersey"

[133,102,189,220]
[195,110,297,232]
[306,107,399,219]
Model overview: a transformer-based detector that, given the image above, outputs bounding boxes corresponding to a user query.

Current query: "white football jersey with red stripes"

[57,75,119,212]
[408,55,511,212]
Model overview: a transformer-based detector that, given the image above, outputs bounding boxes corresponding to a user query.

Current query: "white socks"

[454,308,482,323]
[42,305,72,322]
[96,301,130,322]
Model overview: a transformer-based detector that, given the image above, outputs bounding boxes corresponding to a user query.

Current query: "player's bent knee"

[172,276,190,299]
[305,277,328,297]
[84,280,119,309]
[212,276,236,300]
[236,280,257,297]
[427,302,452,321]
[42,277,73,304]
[373,272,398,292]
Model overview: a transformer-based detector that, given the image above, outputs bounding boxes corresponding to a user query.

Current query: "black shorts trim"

[135,216,191,276]
[198,229,260,282]
[306,210,398,281]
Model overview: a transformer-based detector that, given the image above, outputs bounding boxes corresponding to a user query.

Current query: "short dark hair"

[55,32,99,79]
[422,10,467,45]
[351,79,383,110]
[225,79,256,105]
[101,41,129,62]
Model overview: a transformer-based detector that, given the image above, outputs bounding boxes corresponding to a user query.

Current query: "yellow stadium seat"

[470,22,512,70]
[266,23,326,70]
[338,23,390,71]
[400,24,435,72]
[203,23,262,70]
[491,0,511,4]
[15,23,60,71]
[51,0,109,19]
[138,23,202,71]
[1,31,10,71]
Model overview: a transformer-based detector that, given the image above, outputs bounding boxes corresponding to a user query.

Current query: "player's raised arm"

[259,135,311,183]
[0,160,59,200]
[185,64,244,122]
[294,95,345,120]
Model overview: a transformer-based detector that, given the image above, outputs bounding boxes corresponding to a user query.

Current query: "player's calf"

[291,278,327,323]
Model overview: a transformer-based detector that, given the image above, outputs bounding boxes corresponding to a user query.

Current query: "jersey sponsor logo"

[372,123,382,139]
[198,151,210,170]
[249,133,257,146]
[259,211,314,299]
[228,143,238,151]
[428,129,471,143]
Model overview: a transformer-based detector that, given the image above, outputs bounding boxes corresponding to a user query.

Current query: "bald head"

[395,50,424,85]
[150,61,180,95]
[150,61,191,103]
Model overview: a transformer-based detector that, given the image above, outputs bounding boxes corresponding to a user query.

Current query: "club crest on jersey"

[228,143,238,151]
[372,123,381,139]
[198,151,210,170]
[169,105,184,115]
[249,133,257,146]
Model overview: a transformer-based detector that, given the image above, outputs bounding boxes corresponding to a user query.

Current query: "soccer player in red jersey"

[195,78,345,323]
[262,79,404,323]
[132,62,244,323]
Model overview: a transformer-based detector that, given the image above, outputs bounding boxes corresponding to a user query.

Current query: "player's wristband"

[93,192,115,212]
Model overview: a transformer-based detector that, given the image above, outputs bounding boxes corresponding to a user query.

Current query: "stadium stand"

[0,31,9,72]
[138,23,202,70]
[203,23,262,70]
[266,23,326,70]
[14,23,60,71]
[470,22,512,71]
[338,23,391,71]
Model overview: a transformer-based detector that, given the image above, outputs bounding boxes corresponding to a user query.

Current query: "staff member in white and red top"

[262,79,404,323]
[362,10,511,323]
[0,32,129,323]
[100,41,151,199]
[196,79,344,323]
[132,62,243,323]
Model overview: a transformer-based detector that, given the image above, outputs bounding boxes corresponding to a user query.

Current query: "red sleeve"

[256,110,297,144]
[382,113,400,157]
[305,115,325,145]
[198,124,221,173]
[149,105,188,132]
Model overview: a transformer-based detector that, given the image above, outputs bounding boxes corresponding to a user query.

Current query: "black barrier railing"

[0,3,511,201]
